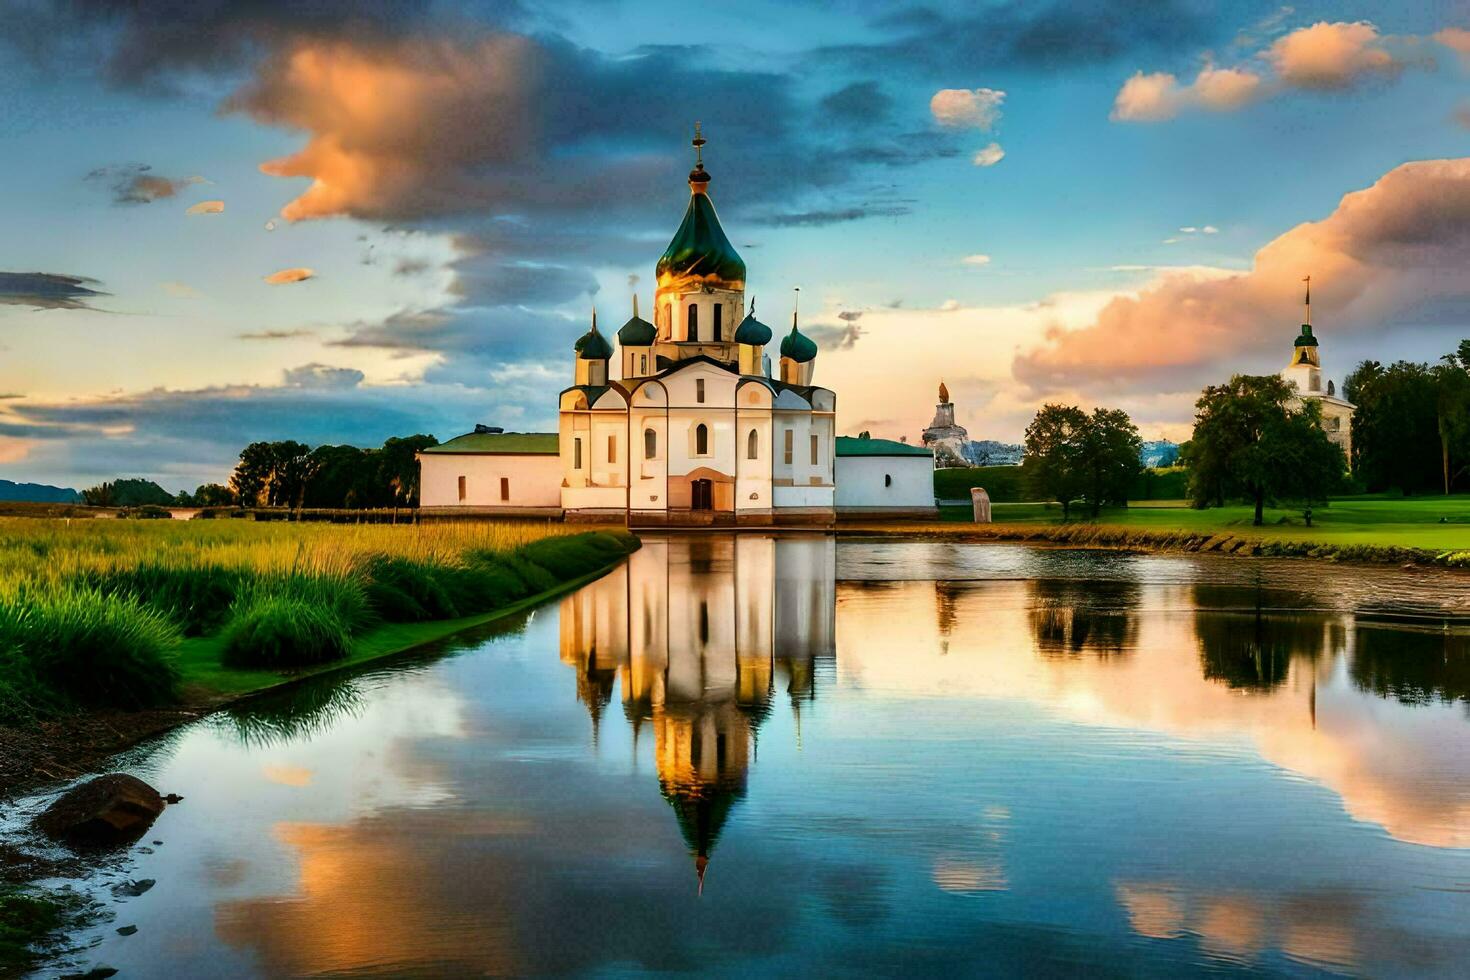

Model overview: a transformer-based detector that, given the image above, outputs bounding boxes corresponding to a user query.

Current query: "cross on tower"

[692,122,706,168]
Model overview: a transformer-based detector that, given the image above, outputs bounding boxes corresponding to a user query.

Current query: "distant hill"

[0,479,81,503]
[968,440,1023,466]
[1141,440,1181,468]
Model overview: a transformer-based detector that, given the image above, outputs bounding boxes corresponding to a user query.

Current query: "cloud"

[803,322,864,351]
[0,271,108,310]
[971,142,1005,167]
[238,328,314,341]
[282,363,365,389]
[747,205,912,227]
[85,163,201,204]
[186,200,224,215]
[930,88,1005,130]
[1437,27,1470,57]
[265,267,315,285]
[1115,20,1414,123]
[1111,65,1263,121]
[1266,21,1400,90]
[962,254,992,266]
[1013,158,1470,393]
[819,81,892,125]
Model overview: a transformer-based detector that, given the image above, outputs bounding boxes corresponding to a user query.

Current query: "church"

[419,128,937,524]
[1281,279,1354,461]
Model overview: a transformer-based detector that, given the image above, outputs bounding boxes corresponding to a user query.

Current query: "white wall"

[419,453,562,508]
[835,455,935,511]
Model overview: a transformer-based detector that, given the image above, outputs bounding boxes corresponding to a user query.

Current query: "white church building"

[419,129,936,525]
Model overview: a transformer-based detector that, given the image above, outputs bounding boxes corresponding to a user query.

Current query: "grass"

[908,494,1470,562]
[0,519,637,722]
[0,885,95,977]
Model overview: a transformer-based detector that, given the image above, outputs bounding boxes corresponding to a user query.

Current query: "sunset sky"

[2,1,1469,490]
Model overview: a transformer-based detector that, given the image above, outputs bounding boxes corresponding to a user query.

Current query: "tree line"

[82,434,440,509]
[1345,340,1470,495]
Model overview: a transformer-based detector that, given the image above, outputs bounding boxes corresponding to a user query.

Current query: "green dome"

[1294,324,1318,348]
[617,314,656,346]
[780,323,817,363]
[656,178,746,288]
[734,310,772,345]
[574,322,613,360]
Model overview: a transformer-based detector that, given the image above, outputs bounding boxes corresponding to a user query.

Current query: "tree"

[377,434,439,507]
[230,441,312,508]
[1346,345,1470,495]
[1023,405,1088,519]
[1187,375,1345,525]
[192,483,236,507]
[82,478,173,507]
[301,445,378,509]
[1078,408,1142,517]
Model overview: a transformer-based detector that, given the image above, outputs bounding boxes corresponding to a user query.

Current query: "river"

[9,536,1470,977]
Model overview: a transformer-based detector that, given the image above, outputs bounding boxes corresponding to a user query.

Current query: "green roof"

[779,323,818,363]
[836,435,932,457]
[617,314,657,346]
[574,323,613,359]
[734,311,773,345]
[1294,323,1318,347]
[656,186,746,287]
[422,432,558,455]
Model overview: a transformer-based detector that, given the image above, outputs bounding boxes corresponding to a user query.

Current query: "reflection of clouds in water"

[837,579,1470,848]
[1113,880,1399,973]
[931,856,1007,894]
[261,764,313,788]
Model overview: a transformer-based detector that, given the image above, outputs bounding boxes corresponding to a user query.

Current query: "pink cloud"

[1013,158,1470,392]
[1266,21,1400,90]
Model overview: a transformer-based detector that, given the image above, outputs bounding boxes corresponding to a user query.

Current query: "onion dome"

[780,318,817,363]
[618,296,656,346]
[734,299,772,345]
[574,311,613,360]
[656,126,745,289]
[1294,324,1318,348]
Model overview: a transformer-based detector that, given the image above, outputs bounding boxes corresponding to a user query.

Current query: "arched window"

[884,474,892,487]
[747,429,758,459]
[696,378,705,403]
[687,303,699,341]
[695,423,709,455]
[713,303,723,341]
[644,427,657,459]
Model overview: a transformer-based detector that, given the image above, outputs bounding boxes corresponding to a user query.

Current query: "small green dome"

[617,315,656,346]
[1294,324,1318,348]
[734,309,772,345]
[656,178,746,288]
[574,322,613,360]
[780,323,817,363]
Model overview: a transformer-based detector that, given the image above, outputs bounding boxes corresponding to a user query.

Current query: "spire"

[696,853,708,896]
[688,121,710,191]
[632,293,639,319]
[1303,274,1312,326]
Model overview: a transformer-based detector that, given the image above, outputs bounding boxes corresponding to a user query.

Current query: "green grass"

[926,494,1470,556]
[0,521,638,720]
[0,885,94,977]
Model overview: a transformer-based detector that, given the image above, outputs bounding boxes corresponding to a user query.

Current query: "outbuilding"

[835,435,936,518]
[418,430,562,516]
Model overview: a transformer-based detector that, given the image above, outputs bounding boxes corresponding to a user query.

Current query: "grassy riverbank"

[0,520,638,755]
[893,496,1470,564]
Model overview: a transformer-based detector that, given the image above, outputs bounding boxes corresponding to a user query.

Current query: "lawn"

[936,495,1470,552]
[0,519,638,724]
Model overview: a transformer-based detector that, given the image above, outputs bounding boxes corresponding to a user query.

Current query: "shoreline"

[0,559,629,802]
[835,520,1470,568]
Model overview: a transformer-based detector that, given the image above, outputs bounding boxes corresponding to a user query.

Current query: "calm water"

[10,537,1470,978]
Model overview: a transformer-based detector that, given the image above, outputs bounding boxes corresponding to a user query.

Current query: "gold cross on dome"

[692,122,706,166]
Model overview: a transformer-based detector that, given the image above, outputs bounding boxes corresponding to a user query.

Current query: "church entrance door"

[691,478,713,511]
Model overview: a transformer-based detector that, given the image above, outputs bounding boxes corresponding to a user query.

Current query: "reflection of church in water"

[558,535,835,890]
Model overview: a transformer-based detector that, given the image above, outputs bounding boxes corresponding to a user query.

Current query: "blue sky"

[1,1,1468,490]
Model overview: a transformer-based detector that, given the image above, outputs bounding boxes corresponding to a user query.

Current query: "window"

[663,304,671,329]
[687,303,699,341]
[574,437,583,469]
[644,427,657,459]
[500,477,510,501]
[747,429,758,459]
[810,434,819,464]
[783,429,793,465]
[696,378,705,403]
[607,434,617,464]
[884,474,892,488]
[457,475,466,502]
[639,354,647,375]
[713,303,722,341]
[696,423,709,455]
